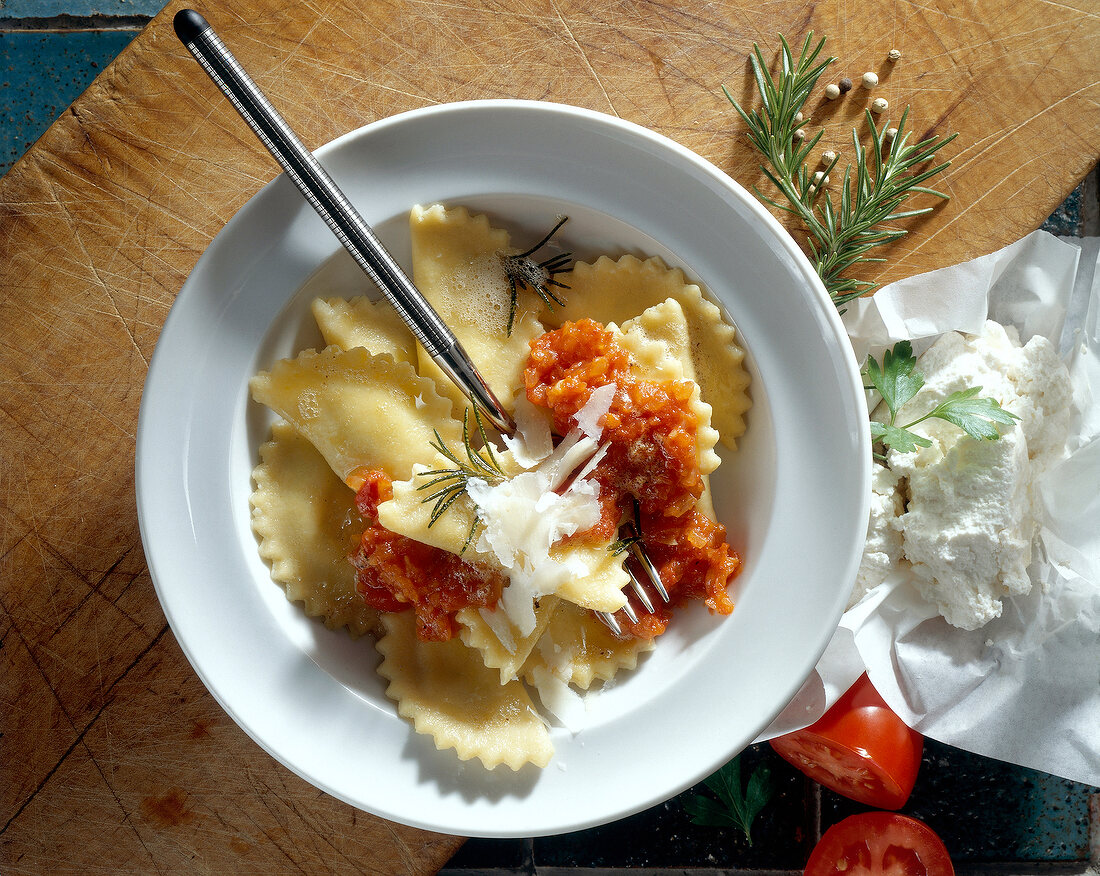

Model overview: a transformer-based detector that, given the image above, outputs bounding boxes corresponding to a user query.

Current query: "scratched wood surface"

[1,0,1097,872]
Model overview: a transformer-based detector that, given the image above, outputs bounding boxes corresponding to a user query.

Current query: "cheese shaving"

[502,394,555,469]
[526,663,588,732]
[573,383,615,439]
[465,387,618,635]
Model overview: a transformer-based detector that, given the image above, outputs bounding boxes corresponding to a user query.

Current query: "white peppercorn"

[822,149,837,164]
[871,97,889,113]
[887,49,901,62]
[885,126,899,140]
[794,128,806,140]
[862,71,879,89]
[825,83,841,100]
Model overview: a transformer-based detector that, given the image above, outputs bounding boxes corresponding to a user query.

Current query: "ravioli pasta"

[377,612,554,770]
[251,422,379,637]
[249,204,751,770]
[549,255,752,446]
[311,296,417,364]
[250,345,459,486]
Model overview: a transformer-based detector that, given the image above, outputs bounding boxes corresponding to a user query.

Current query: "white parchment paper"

[759,231,1100,789]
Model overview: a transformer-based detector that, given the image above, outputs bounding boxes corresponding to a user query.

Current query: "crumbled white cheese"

[857,320,1072,629]
[848,463,906,608]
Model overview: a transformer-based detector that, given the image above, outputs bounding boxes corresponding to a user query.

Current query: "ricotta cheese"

[856,320,1072,629]
[849,463,905,609]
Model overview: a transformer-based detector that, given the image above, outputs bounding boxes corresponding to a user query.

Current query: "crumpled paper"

[758,230,1100,790]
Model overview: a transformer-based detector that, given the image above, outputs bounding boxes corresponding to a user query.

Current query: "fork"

[598,519,670,635]
[173,8,671,632]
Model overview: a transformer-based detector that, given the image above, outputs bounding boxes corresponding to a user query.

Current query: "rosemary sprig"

[417,406,506,551]
[500,215,572,335]
[724,32,957,307]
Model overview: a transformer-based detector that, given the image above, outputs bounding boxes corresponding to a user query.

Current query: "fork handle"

[173,9,516,436]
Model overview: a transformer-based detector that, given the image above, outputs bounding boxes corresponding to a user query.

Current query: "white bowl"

[136,100,869,837]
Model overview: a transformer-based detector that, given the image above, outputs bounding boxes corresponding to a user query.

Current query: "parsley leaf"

[864,339,924,421]
[863,341,1019,455]
[922,387,1020,440]
[870,421,932,452]
[684,755,774,846]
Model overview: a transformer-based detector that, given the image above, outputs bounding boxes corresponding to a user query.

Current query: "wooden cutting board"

[1,0,1096,871]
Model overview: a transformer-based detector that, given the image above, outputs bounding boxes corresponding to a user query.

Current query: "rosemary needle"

[417,406,505,552]
[500,216,572,335]
[724,32,957,307]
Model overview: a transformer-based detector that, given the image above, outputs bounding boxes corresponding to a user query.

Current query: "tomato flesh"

[805,812,954,876]
[771,674,923,809]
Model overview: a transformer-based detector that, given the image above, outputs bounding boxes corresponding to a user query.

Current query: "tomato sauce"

[349,317,741,643]
[617,509,740,638]
[525,319,703,517]
[351,472,504,641]
[525,319,740,638]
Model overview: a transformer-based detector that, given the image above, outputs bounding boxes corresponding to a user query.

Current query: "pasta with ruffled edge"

[248,203,751,770]
[311,296,418,366]
[251,422,379,637]
[376,612,554,769]
[547,254,751,447]
[250,345,460,488]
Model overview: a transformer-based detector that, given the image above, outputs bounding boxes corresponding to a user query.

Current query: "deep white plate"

[136,100,869,837]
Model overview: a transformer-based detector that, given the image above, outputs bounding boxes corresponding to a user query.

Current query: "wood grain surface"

[1,0,1097,872]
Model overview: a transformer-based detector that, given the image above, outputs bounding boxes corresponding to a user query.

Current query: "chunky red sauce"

[525,318,740,638]
[526,318,704,518]
[350,317,740,643]
[617,509,740,638]
[351,472,504,641]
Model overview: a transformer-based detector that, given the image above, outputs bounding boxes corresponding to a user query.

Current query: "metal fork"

[173,8,670,631]
[597,520,670,635]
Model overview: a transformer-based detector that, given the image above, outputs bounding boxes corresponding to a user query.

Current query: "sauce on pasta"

[526,318,740,637]
[353,477,506,641]
[351,317,740,643]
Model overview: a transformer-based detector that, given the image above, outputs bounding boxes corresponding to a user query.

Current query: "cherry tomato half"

[771,673,923,809]
[805,812,954,876]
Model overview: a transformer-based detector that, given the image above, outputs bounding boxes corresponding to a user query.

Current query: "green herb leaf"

[417,406,506,550]
[871,421,932,453]
[683,794,739,828]
[685,755,774,845]
[500,216,572,335]
[864,340,924,422]
[919,386,1020,440]
[864,345,1020,455]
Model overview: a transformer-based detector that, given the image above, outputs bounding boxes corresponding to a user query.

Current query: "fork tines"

[597,526,669,635]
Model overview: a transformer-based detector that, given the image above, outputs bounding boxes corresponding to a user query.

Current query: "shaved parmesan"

[465,384,625,634]
[478,605,517,655]
[527,663,588,732]
[573,383,615,439]
[502,394,554,469]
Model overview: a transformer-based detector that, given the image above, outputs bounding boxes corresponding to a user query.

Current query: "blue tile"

[1043,183,1083,236]
[0,29,136,175]
[0,0,165,16]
